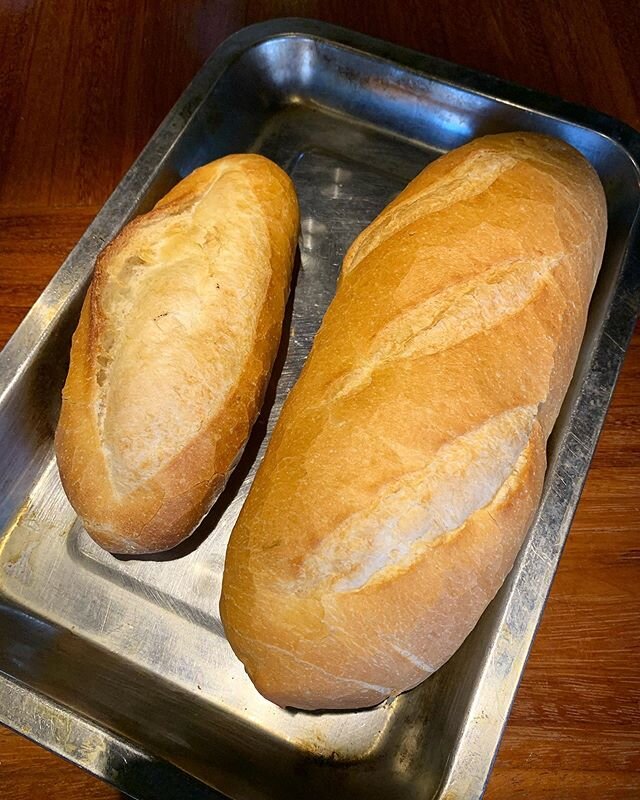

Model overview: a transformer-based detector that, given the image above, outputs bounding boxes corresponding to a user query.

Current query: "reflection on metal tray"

[1,18,639,800]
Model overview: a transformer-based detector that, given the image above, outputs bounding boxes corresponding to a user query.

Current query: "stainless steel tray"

[1,18,639,800]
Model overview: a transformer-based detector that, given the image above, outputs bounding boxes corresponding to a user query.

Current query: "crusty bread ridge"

[219,133,607,710]
[55,154,299,554]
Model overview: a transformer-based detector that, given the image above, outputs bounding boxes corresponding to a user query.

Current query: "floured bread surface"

[99,167,272,494]
[56,154,299,553]
[219,133,607,710]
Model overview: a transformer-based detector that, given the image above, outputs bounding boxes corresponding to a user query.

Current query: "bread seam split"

[342,149,519,276]
[295,405,538,593]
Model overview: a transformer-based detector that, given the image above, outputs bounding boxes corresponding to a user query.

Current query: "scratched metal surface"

[0,20,639,800]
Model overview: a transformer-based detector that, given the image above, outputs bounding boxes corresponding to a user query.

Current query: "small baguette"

[56,154,299,554]
[220,133,607,710]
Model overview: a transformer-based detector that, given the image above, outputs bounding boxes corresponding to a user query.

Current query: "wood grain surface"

[1,1,639,798]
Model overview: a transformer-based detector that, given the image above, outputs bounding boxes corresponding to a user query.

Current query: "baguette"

[219,133,607,710]
[55,154,299,554]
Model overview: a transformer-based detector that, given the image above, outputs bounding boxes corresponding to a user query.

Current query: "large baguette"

[56,154,299,554]
[220,133,607,710]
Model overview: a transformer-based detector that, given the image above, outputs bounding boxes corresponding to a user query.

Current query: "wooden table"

[1,2,639,798]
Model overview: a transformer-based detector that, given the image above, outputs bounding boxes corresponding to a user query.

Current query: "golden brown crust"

[219,133,607,710]
[55,154,299,553]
